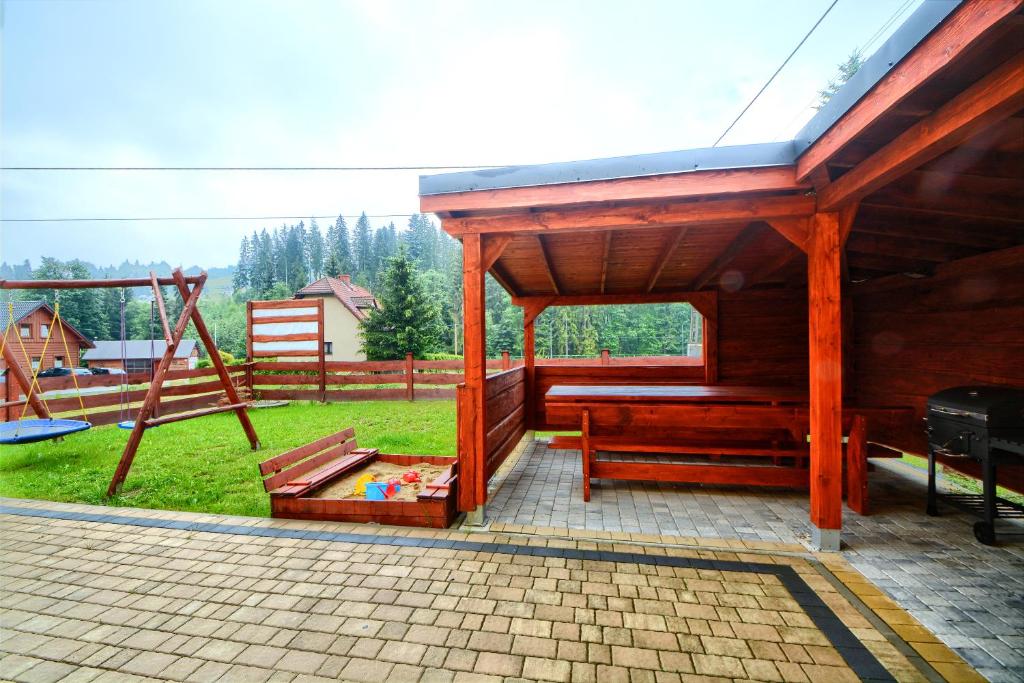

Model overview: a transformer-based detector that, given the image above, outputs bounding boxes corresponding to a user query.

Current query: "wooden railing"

[0,351,701,425]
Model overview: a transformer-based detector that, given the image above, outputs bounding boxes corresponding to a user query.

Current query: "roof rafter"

[645,228,689,292]
[534,235,562,295]
[599,231,613,294]
[818,52,1024,211]
[796,0,1023,182]
[688,223,766,291]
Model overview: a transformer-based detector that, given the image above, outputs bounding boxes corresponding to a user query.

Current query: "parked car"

[93,367,126,375]
[36,367,71,378]
[73,368,92,376]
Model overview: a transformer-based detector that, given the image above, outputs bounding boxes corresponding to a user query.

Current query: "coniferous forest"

[2,212,698,362]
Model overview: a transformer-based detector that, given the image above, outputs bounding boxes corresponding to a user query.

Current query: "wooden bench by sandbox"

[258,427,458,528]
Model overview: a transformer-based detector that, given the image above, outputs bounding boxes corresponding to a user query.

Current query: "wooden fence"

[1,351,701,424]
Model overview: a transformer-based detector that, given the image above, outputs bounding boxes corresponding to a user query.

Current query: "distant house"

[82,340,199,373]
[294,276,378,362]
[0,300,94,376]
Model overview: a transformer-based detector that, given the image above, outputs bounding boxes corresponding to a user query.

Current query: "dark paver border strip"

[0,505,895,682]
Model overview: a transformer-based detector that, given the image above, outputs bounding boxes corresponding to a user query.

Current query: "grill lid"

[927,386,1024,426]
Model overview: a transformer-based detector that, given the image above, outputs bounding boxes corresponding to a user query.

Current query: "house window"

[324,341,333,355]
[40,324,49,338]
[125,359,151,374]
[31,356,41,370]
[20,324,31,339]
[54,356,64,368]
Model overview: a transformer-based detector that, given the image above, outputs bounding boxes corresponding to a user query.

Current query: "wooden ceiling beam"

[482,234,513,271]
[512,290,716,313]
[644,228,689,292]
[846,251,936,275]
[534,235,562,295]
[854,215,1022,249]
[688,223,765,291]
[796,0,1023,182]
[846,233,980,263]
[423,166,807,215]
[443,194,815,236]
[489,261,522,297]
[748,245,803,286]
[818,52,1024,211]
[599,231,613,294]
[765,217,810,252]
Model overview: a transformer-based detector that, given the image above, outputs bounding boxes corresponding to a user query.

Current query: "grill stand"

[927,446,1024,545]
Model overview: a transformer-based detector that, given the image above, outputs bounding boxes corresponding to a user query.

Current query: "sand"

[312,461,449,502]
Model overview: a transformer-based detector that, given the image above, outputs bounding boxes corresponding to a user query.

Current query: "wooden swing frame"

[0,267,261,495]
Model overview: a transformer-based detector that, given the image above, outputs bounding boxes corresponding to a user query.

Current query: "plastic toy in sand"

[353,473,375,496]
[401,470,421,483]
[365,479,402,500]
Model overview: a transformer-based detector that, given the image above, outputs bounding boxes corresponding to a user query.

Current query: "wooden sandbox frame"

[259,427,458,528]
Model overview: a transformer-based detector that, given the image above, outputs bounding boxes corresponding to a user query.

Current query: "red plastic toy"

[401,470,421,484]
[384,478,401,498]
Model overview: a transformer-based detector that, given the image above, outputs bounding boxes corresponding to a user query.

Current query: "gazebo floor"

[487,440,1024,682]
[0,497,985,683]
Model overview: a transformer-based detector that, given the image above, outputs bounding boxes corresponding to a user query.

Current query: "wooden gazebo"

[420,0,1023,549]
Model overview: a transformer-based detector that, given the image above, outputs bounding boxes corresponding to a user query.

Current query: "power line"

[712,0,841,147]
[771,0,915,141]
[1,214,419,223]
[1,164,502,172]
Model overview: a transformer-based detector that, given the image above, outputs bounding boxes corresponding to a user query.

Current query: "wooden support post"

[406,352,415,401]
[807,212,843,550]
[501,351,510,371]
[172,270,260,451]
[462,233,487,513]
[108,272,205,496]
[317,299,326,400]
[847,414,868,516]
[245,301,254,362]
[582,409,591,502]
[600,349,610,366]
[149,271,173,345]
[522,301,546,432]
[1,342,49,420]
[4,359,13,422]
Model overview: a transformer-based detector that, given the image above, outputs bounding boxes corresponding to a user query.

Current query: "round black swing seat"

[0,419,92,445]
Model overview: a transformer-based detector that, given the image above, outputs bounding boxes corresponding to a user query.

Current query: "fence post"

[600,349,610,365]
[405,352,414,401]
[501,351,510,371]
[3,370,10,423]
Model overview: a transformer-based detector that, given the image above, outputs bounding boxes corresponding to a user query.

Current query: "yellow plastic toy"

[353,473,375,496]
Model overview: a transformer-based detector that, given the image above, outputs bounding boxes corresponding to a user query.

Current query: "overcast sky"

[1,0,919,269]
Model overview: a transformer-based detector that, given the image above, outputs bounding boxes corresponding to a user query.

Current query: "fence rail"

[1,351,701,423]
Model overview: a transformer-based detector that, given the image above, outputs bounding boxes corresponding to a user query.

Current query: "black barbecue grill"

[926,386,1024,545]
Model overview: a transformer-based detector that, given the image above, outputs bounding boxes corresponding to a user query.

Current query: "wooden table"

[544,384,899,512]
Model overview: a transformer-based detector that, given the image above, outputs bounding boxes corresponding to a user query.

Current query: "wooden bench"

[544,385,913,515]
[258,427,459,528]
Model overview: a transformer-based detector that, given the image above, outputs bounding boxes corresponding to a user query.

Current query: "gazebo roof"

[419,0,1023,299]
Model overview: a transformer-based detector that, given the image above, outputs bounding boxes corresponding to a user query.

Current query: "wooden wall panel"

[717,289,809,388]
[853,246,1024,455]
[483,367,527,480]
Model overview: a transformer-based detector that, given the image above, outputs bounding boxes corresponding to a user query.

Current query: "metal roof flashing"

[419,0,963,198]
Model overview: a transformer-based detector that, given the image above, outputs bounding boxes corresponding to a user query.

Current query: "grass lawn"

[0,400,455,518]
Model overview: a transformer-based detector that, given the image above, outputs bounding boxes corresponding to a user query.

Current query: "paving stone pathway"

[0,499,980,683]
[488,441,1024,682]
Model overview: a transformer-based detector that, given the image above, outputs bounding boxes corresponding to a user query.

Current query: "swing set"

[0,268,260,495]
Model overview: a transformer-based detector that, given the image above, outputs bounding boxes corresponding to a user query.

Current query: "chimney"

[339,275,351,284]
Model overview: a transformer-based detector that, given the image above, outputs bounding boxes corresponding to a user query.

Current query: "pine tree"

[353,212,374,280]
[360,247,443,360]
[306,219,324,280]
[817,49,864,110]
[324,251,342,278]
[328,215,354,276]
[233,236,251,291]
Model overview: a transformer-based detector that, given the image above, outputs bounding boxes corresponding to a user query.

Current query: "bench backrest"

[258,427,357,492]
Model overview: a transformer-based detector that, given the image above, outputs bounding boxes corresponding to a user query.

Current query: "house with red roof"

[294,276,378,361]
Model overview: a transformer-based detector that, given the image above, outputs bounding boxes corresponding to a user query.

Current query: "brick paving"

[488,441,1024,682]
[0,499,971,683]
